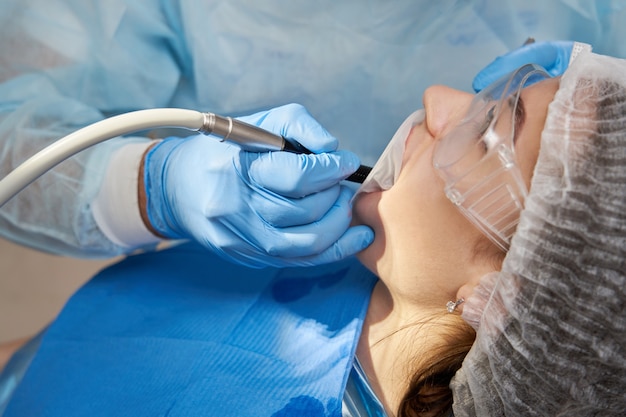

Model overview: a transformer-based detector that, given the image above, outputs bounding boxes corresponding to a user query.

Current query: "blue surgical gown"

[1,0,626,257]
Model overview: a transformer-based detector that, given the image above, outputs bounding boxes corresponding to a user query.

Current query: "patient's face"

[352,78,560,298]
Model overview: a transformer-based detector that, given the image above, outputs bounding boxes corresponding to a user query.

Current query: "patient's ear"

[454,271,498,314]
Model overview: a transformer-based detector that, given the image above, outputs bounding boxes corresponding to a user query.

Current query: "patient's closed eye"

[479,105,496,138]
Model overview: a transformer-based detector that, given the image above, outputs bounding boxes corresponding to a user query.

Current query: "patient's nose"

[423,85,473,139]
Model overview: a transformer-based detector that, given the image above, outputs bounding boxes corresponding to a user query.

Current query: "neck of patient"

[357,279,452,416]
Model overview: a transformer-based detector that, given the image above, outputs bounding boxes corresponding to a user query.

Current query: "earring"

[446,298,465,313]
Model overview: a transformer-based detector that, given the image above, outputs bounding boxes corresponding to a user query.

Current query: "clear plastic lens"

[433,64,550,251]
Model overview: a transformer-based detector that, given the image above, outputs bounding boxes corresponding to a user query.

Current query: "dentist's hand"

[141,103,374,268]
[473,40,574,92]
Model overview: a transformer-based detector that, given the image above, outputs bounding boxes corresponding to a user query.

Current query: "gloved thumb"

[473,41,574,92]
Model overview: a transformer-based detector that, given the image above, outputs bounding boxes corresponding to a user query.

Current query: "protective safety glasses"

[433,64,550,251]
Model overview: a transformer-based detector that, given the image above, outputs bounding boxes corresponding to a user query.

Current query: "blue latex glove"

[143,103,374,268]
[473,41,574,92]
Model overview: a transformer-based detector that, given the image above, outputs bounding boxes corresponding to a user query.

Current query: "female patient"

[3,49,622,417]
[350,62,558,415]
[353,47,625,416]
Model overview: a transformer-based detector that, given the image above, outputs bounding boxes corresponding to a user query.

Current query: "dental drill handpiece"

[199,113,372,184]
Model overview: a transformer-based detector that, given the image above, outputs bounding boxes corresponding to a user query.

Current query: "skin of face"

[350,77,560,414]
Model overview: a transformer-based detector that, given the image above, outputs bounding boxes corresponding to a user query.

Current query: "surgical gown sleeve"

[0,0,187,257]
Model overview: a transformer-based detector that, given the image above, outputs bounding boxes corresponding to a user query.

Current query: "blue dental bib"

[3,243,377,416]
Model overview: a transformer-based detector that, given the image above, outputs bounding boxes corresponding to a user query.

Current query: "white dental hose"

[0,108,371,208]
[0,109,204,207]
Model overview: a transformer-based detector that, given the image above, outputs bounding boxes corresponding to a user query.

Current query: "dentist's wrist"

[138,141,165,238]
[92,141,164,249]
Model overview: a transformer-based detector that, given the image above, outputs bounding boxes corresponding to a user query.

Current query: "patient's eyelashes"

[478,105,496,152]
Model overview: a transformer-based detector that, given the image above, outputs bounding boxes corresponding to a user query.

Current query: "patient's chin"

[351,190,381,228]
[351,190,385,275]
[355,227,385,278]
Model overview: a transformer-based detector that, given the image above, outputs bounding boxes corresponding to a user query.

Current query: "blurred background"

[0,238,114,344]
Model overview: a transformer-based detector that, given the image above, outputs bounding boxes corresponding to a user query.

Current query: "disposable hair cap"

[451,50,626,416]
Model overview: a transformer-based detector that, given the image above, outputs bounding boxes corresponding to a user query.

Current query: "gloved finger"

[253,185,342,228]
[247,150,360,198]
[284,225,375,267]
[472,41,574,92]
[237,103,338,153]
[260,186,357,258]
[212,223,373,268]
